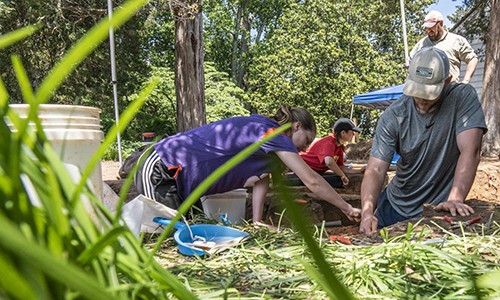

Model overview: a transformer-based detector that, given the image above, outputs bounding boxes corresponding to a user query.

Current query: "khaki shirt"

[410,31,477,82]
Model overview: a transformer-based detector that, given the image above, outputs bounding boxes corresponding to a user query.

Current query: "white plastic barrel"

[8,104,104,199]
[201,189,247,224]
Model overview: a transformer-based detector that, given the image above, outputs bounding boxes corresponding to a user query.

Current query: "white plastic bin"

[8,104,104,199]
[201,189,247,224]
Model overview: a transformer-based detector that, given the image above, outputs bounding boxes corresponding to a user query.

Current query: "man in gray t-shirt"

[360,47,487,234]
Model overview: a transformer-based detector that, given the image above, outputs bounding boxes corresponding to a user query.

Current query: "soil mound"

[345,140,372,162]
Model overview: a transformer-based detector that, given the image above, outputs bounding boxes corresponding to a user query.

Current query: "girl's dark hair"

[271,104,317,134]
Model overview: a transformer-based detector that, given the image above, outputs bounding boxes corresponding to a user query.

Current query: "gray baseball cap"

[403,47,450,100]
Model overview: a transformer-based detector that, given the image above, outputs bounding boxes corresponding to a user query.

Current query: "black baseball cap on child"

[333,118,361,134]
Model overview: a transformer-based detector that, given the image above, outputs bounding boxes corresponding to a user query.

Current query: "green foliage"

[139,1,176,68]
[450,0,490,42]
[119,63,249,143]
[205,62,250,123]
[102,140,144,161]
[0,0,151,140]
[121,66,177,140]
[202,0,237,74]
[248,1,404,135]
[203,0,291,78]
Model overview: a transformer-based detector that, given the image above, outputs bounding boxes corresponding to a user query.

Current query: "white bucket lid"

[9,104,101,119]
[7,104,103,138]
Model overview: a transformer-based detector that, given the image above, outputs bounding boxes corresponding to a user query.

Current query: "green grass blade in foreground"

[273,178,356,300]
[9,56,47,142]
[0,252,37,299]
[149,123,292,257]
[0,215,115,300]
[477,270,500,295]
[21,152,71,236]
[299,258,337,297]
[35,0,149,104]
[73,78,159,200]
[149,264,199,300]
[0,77,9,108]
[76,227,128,264]
[113,145,154,222]
[11,55,36,104]
[0,23,41,50]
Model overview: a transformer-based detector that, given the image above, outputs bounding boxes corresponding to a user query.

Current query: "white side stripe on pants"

[139,150,161,201]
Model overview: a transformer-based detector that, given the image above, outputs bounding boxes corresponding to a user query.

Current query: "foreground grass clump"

[146,217,500,299]
[0,1,198,298]
[0,6,350,296]
[0,2,352,296]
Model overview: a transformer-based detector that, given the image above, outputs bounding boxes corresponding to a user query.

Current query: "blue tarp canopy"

[353,84,404,110]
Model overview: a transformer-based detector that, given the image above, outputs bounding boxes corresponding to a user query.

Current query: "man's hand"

[341,205,361,223]
[435,200,475,217]
[359,214,378,234]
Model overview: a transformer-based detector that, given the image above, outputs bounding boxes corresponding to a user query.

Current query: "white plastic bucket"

[201,189,247,224]
[8,104,104,199]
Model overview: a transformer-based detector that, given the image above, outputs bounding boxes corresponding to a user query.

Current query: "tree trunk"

[236,0,249,90]
[231,4,242,81]
[174,0,206,132]
[481,0,500,158]
[231,0,249,90]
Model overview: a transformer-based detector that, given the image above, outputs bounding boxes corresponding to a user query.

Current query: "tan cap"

[423,10,444,28]
[403,47,450,100]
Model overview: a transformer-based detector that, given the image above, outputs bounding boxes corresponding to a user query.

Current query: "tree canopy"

[5,0,496,145]
[246,0,432,134]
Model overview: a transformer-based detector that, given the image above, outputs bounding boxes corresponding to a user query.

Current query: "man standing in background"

[410,10,478,84]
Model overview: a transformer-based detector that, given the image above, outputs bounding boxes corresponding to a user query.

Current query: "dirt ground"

[102,160,121,181]
[101,154,500,245]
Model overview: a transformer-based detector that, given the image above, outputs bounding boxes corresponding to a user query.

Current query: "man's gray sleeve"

[371,110,398,163]
[454,84,486,134]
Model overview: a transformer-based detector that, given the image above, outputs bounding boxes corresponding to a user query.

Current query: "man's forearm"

[462,57,478,83]
[449,128,483,202]
[360,171,386,217]
[447,150,481,202]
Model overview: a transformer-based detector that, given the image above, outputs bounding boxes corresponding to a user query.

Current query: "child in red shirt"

[300,118,364,186]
